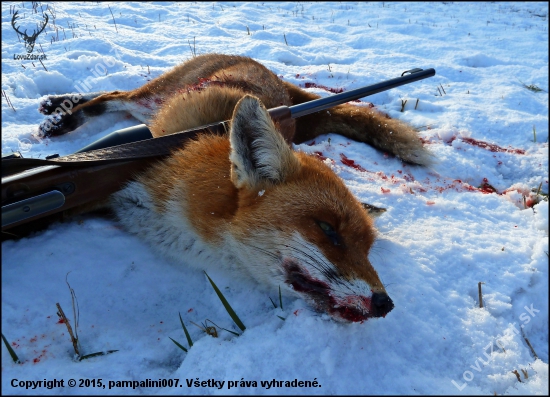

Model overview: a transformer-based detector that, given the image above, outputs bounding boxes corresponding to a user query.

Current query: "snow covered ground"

[1,1,548,395]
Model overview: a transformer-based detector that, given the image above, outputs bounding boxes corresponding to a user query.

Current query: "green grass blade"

[277,315,286,321]
[205,319,240,337]
[218,326,241,336]
[169,337,188,352]
[179,312,193,347]
[204,272,246,332]
[79,350,118,361]
[279,285,283,310]
[269,296,277,308]
[1,333,20,363]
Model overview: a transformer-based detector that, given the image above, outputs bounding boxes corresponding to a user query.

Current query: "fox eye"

[316,221,341,246]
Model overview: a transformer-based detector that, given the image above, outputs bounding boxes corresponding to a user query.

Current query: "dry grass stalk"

[56,303,80,356]
[478,282,485,308]
[2,90,16,112]
[108,5,118,33]
[521,369,528,379]
[511,369,522,382]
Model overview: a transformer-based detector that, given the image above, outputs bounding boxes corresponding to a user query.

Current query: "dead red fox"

[38,54,431,322]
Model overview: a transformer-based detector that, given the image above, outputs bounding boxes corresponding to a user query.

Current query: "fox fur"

[37,54,432,322]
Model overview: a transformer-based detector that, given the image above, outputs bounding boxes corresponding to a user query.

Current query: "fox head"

[227,95,394,322]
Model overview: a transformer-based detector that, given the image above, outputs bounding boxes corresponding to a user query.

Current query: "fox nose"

[371,292,394,318]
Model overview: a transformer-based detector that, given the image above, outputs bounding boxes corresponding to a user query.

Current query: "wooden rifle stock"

[1,68,435,237]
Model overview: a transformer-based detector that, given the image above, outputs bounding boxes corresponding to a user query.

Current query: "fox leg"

[283,81,432,166]
[39,92,104,115]
[38,90,158,137]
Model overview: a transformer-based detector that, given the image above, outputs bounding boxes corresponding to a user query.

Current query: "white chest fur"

[110,181,236,272]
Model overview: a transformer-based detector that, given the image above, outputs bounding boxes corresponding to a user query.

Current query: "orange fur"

[139,135,380,287]
[109,95,394,322]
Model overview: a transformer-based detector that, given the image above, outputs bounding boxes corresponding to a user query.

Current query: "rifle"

[2,67,435,238]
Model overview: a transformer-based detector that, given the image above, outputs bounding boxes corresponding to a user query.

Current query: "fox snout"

[325,292,394,323]
[281,258,393,323]
[370,292,394,318]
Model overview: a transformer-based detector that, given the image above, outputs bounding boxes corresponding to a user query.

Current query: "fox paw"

[39,95,73,115]
[38,94,88,115]
[38,112,83,137]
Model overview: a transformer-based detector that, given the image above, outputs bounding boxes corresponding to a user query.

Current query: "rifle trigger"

[401,68,424,76]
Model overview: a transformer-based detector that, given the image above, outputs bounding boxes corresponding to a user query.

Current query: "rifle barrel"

[75,124,152,153]
[289,68,435,118]
[73,68,435,154]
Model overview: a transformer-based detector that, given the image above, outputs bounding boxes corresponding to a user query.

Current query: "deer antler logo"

[11,10,49,54]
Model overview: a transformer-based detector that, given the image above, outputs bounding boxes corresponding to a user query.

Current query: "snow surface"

[1,2,548,395]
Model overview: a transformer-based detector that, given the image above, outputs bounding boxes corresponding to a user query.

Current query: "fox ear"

[229,95,299,189]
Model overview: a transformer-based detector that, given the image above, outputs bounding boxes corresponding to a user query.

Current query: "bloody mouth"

[282,259,378,323]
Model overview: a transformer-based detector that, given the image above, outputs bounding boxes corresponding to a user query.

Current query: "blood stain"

[304,82,344,94]
[313,151,328,161]
[340,153,366,172]
[461,137,525,155]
